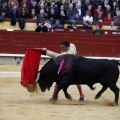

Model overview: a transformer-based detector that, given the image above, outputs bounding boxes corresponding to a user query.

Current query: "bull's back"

[71,57,119,84]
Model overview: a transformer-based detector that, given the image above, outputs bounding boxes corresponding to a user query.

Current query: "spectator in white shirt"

[83,10,93,27]
[75,2,84,16]
[108,21,117,30]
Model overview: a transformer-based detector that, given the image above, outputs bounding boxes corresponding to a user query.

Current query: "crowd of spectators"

[0,0,120,30]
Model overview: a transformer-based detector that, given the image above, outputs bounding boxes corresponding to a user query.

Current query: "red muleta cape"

[21,48,46,87]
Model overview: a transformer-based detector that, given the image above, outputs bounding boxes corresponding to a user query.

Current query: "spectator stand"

[0,18,120,31]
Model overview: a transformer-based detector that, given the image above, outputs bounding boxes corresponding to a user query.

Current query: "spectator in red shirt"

[104,12,113,22]
[8,0,19,8]
[94,5,104,16]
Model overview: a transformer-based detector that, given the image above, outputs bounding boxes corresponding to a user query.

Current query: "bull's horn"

[35,72,40,82]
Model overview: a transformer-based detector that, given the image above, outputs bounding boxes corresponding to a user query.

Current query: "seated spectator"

[20,0,32,14]
[103,5,114,17]
[59,10,67,25]
[83,10,93,27]
[108,21,117,30]
[39,0,48,9]
[66,3,75,19]
[29,8,37,19]
[117,26,120,30]
[37,9,45,25]
[52,19,64,29]
[63,0,70,12]
[112,0,117,10]
[47,1,58,16]
[113,5,120,17]
[93,24,103,34]
[87,4,94,17]
[102,0,109,10]
[75,3,84,17]
[20,8,30,18]
[94,5,104,16]
[9,1,16,12]
[114,10,120,23]
[71,10,83,21]
[9,5,20,18]
[116,0,120,8]
[92,0,103,9]
[109,0,114,7]
[59,5,66,15]
[35,22,48,32]
[73,0,79,9]
[29,1,39,15]
[8,0,19,8]
[83,0,92,12]
[104,12,113,22]
[94,11,104,22]
[37,3,47,16]
[0,9,6,22]
[48,8,58,25]
[48,8,58,20]
[0,0,9,17]
[112,1,117,15]
[54,0,61,11]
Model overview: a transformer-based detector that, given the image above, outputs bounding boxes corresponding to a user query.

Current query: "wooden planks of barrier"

[0,30,120,57]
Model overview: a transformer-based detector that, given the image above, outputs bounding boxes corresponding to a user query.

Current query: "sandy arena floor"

[0,65,120,120]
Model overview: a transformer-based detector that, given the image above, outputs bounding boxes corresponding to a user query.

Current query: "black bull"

[37,54,120,105]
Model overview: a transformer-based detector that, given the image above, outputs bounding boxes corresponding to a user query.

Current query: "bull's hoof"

[115,101,118,106]
[66,94,72,101]
[49,97,58,103]
[94,95,100,99]
[49,98,53,102]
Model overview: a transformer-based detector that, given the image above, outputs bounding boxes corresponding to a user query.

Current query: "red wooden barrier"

[0,30,120,57]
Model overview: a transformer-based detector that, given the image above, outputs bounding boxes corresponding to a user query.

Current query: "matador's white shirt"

[46,43,77,58]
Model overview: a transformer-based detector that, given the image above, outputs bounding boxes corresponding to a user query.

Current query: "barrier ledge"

[85,56,120,61]
[0,54,119,65]
[0,54,120,60]
[0,54,51,58]
[0,54,51,65]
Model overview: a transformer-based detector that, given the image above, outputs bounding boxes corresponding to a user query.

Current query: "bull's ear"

[35,72,40,82]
